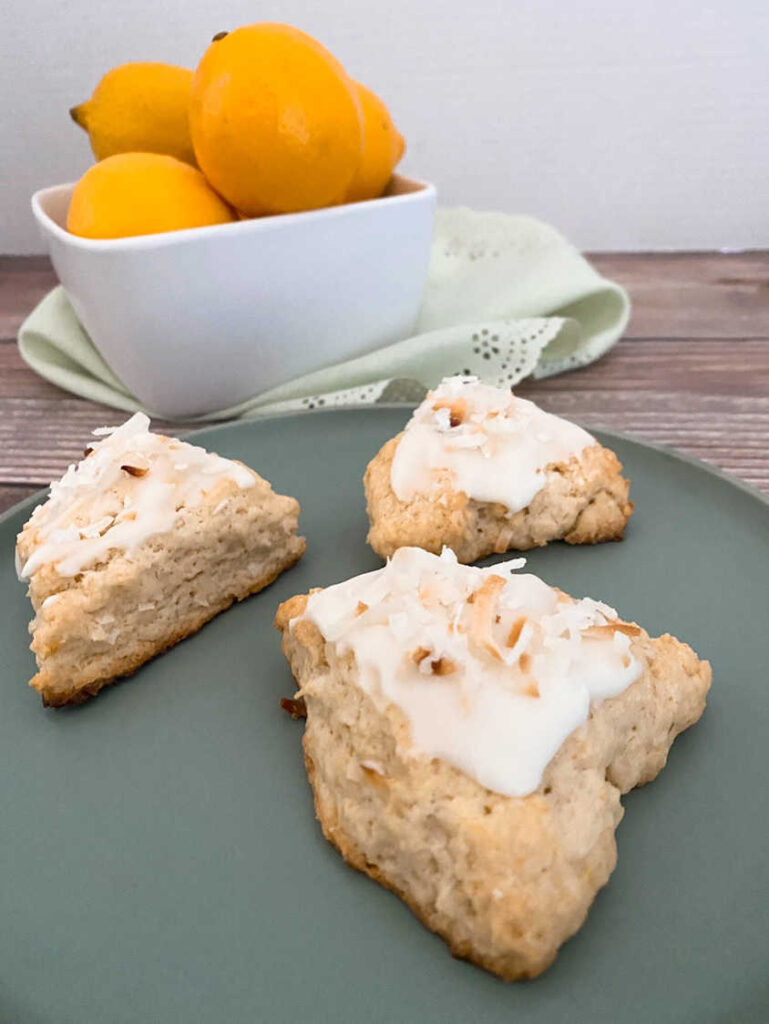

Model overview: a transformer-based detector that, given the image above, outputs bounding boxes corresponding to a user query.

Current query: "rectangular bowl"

[32,175,436,418]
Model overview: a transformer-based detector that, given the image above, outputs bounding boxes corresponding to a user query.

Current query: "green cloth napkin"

[18,207,630,420]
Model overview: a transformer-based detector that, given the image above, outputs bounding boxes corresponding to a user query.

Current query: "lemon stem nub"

[69,104,88,129]
[212,31,229,41]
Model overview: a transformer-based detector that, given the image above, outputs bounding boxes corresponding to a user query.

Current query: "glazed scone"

[365,376,633,561]
[276,547,711,981]
[17,413,306,706]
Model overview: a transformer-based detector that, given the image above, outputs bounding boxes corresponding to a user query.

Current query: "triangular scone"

[276,548,710,981]
[17,414,306,706]
[365,376,633,562]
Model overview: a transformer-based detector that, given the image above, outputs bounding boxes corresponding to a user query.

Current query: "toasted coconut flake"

[468,574,506,607]
[582,624,615,639]
[614,621,642,637]
[83,446,94,459]
[519,652,532,673]
[355,601,369,617]
[524,679,540,698]
[120,453,150,477]
[280,695,307,719]
[433,396,468,427]
[411,646,431,666]
[506,615,527,648]
[479,639,504,662]
[431,656,457,676]
[78,515,115,539]
[583,622,641,640]
[468,575,507,661]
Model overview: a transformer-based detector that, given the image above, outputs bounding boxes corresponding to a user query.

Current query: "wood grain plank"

[522,338,769,396]
[590,252,769,339]
[0,256,56,338]
[2,333,769,404]
[2,252,769,345]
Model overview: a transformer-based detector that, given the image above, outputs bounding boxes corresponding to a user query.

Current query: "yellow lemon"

[190,23,364,216]
[346,83,405,202]
[66,153,236,239]
[70,62,197,166]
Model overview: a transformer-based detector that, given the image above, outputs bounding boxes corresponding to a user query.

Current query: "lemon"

[66,153,235,240]
[70,63,197,166]
[346,82,405,202]
[190,23,364,216]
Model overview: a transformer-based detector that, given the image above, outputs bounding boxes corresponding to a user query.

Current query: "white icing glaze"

[390,376,594,512]
[297,547,642,797]
[18,413,254,579]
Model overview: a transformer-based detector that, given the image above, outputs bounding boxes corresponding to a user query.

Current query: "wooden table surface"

[1,252,768,515]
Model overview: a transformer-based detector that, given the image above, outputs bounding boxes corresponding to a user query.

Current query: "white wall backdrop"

[1,0,767,253]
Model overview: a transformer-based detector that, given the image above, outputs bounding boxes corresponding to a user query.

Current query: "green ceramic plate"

[1,409,767,1024]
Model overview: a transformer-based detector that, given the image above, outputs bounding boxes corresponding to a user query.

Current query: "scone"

[365,375,633,561]
[276,547,711,980]
[17,413,306,706]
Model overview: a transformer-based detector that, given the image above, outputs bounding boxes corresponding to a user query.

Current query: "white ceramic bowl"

[32,176,436,418]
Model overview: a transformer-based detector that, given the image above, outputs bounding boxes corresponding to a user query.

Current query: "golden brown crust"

[364,434,633,562]
[273,592,309,632]
[276,592,711,980]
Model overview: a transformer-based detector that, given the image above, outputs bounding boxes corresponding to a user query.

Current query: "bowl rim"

[31,174,437,252]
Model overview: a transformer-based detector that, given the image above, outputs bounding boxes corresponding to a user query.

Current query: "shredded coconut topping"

[17,413,254,579]
[297,547,642,797]
[390,376,594,513]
